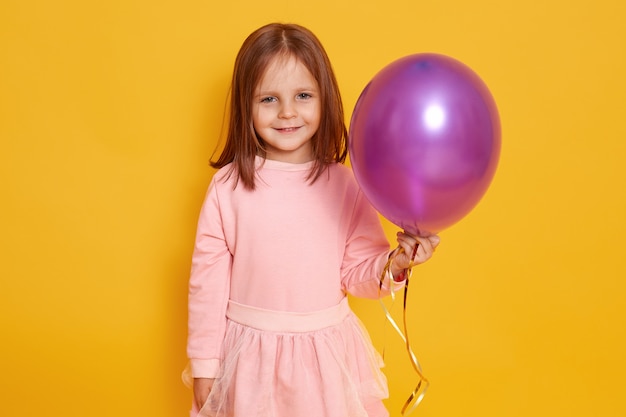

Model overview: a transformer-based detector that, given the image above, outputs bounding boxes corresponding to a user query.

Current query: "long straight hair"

[211,23,348,190]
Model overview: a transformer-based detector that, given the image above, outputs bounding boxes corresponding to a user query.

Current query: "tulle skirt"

[183,297,389,417]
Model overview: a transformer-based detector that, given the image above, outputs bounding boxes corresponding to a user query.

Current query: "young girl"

[183,23,440,417]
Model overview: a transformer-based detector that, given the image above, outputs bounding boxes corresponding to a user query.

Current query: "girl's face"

[252,55,321,163]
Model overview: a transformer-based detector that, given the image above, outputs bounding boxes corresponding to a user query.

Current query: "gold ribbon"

[379,247,429,415]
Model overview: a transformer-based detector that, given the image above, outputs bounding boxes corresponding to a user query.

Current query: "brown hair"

[210,23,348,189]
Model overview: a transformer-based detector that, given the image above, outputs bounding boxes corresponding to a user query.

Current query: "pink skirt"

[183,297,389,417]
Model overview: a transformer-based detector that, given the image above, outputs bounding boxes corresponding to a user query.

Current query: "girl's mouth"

[276,127,300,133]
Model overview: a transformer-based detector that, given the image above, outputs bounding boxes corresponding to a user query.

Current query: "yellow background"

[1,0,624,416]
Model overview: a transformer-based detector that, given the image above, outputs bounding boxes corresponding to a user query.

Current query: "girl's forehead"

[264,53,303,73]
[256,54,317,88]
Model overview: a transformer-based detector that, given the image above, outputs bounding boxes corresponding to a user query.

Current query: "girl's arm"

[187,178,232,380]
[340,190,439,298]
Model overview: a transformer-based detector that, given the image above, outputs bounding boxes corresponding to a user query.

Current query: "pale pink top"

[187,157,397,378]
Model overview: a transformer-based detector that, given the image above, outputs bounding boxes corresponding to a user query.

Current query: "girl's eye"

[260,97,277,103]
[297,93,312,100]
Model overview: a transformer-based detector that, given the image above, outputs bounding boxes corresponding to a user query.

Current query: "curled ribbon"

[379,247,429,415]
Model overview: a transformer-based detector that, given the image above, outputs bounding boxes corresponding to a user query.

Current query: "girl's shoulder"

[213,162,235,179]
[327,162,356,180]
[324,162,361,191]
[213,162,237,181]
[208,162,238,190]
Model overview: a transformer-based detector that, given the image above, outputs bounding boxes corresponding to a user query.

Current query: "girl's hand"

[391,232,440,276]
[193,378,215,411]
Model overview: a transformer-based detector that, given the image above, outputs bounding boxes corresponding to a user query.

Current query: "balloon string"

[379,247,429,416]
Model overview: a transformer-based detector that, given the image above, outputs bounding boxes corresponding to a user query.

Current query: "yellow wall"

[1,1,624,416]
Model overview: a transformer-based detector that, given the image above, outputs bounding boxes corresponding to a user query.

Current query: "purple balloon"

[349,53,501,236]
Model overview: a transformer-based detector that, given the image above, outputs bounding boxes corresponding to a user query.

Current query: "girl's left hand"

[393,232,440,272]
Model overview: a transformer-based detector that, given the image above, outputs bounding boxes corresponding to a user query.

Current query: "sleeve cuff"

[190,358,222,379]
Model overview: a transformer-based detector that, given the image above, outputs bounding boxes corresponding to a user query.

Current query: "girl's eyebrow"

[256,85,319,95]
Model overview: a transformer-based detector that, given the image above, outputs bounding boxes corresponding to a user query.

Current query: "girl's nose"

[278,101,297,118]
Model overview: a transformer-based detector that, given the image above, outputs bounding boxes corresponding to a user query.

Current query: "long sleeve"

[340,187,404,298]
[187,176,232,379]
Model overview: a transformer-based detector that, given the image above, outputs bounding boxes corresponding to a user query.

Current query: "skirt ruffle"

[183,298,389,417]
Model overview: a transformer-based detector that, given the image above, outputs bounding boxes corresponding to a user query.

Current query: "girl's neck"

[259,152,314,164]
[255,155,316,169]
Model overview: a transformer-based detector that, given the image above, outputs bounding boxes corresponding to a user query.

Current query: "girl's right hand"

[193,378,215,410]
[392,232,440,273]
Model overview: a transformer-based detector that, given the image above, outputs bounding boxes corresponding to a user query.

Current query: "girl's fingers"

[397,232,420,249]
[416,236,432,254]
[396,232,440,267]
[427,235,441,249]
[400,238,419,261]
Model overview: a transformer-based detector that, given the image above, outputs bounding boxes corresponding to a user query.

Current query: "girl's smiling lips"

[274,126,301,132]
